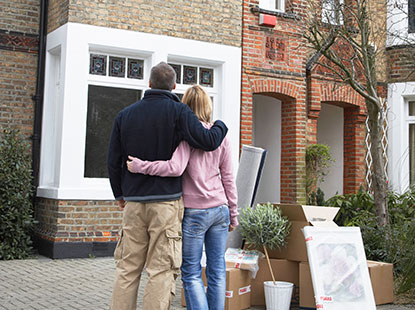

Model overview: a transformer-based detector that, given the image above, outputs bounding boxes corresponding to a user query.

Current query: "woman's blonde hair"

[182,85,212,123]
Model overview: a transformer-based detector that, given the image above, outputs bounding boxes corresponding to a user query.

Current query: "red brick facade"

[241,0,368,202]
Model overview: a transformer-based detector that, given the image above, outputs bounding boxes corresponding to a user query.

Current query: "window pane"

[409,101,415,116]
[410,124,415,186]
[183,66,197,85]
[85,85,141,178]
[90,54,107,75]
[109,57,125,77]
[169,63,182,84]
[128,59,144,79]
[199,68,214,87]
[410,0,415,33]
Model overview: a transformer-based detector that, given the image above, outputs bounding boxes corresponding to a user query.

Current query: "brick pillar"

[343,107,366,193]
[280,98,307,204]
[240,72,253,148]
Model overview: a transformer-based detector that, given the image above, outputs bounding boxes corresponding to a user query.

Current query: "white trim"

[38,22,241,200]
[259,0,285,13]
[387,82,415,193]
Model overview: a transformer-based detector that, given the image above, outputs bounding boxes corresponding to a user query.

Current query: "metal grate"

[365,98,389,191]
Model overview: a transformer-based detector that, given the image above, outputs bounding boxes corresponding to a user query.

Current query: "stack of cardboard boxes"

[262,204,394,309]
[181,204,394,309]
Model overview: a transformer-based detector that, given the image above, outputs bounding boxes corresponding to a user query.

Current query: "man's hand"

[117,199,126,210]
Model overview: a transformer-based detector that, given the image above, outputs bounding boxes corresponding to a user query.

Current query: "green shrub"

[306,144,333,205]
[0,129,35,260]
[397,221,415,293]
[325,186,374,226]
[325,187,415,293]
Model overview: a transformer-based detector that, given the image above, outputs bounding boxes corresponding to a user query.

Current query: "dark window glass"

[410,0,415,33]
[85,85,141,178]
[90,54,107,75]
[128,59,144,79]
[199,68,214,87]
[183,66,197,85]
[169,63,182,84]
[174,93,184,101]
[409,101,415,116]
[109,57,125,77]
[410,124,415,185]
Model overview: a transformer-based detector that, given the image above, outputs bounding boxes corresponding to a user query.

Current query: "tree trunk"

[366,99,389,227]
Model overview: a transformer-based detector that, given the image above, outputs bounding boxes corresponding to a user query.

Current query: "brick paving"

[0,256,414,310]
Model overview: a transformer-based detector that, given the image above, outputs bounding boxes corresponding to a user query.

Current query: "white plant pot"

[264,281,293,310]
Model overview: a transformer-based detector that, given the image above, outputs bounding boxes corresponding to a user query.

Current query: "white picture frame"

[303,226,376,310]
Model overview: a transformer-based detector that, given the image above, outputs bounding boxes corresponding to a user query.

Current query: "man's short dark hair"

[149,62,176,91]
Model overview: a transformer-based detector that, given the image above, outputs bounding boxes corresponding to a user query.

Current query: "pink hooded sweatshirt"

[128,123,238,227]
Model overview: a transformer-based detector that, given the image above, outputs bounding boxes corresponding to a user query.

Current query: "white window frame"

[37,23,241,200]
[322,0,344,25]
[406,100,415,185]
[259,0,285,13]
[168,60,220,121]
[387,82,415,193]
[387,0,415,46]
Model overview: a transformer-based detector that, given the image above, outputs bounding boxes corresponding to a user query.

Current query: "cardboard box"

[181,267,251,310]
[267,204,339,262]
[299,262,315,309]
[250,258,299,307]
[367,260,394,305]
[226,268,251,310]
[299,261,394,309]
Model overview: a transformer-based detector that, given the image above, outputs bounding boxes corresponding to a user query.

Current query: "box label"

[225,290,233,298]
[239,285,251,295]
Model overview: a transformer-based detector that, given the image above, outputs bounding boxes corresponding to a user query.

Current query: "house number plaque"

[265,36,285,61]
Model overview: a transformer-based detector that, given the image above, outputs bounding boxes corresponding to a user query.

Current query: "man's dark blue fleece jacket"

[107,89,228,202]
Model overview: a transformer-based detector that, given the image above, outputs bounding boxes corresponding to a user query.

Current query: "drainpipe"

[31,0,48,206]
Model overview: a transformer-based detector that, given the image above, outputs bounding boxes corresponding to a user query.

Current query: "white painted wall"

[38,22,241,200]
[388,82,415,193]
[252,94,282,204]
[317,103,344,199]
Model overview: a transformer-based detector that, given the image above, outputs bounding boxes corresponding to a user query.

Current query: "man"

[107,62,228,310]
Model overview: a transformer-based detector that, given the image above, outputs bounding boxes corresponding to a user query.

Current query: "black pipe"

[31,0,48,205]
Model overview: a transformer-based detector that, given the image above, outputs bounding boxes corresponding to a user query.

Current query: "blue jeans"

[181,205,230,310]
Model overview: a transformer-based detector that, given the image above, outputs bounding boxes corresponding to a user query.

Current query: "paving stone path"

[0,256,414,310]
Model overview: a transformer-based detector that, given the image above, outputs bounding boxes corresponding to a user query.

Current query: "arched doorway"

[252,94,282,204]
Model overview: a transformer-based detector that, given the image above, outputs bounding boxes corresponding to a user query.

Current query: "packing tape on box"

[225,248,263,278]
[225,290,233,298]
[239,285,251,295]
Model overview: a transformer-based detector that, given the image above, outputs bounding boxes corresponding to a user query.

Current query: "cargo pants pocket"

[165,229,182,271]
[114,229,124,261]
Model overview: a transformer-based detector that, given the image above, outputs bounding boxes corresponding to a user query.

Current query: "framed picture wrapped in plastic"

[303,226,376,310]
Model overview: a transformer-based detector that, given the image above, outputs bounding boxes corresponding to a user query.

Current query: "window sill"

[250,5,300,20]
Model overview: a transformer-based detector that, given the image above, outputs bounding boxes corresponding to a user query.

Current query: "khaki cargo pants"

[110,199,184,310]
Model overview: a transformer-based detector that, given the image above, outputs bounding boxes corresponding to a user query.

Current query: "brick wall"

[35,198,122,243]
[387,45,415,83]
[0,0,40,35]
[241,0,368,202]
[0,1,39,137]
[48,0,69,33]
[47,0,242,47]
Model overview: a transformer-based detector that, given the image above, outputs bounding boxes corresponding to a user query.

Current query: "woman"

[127,85,238,310]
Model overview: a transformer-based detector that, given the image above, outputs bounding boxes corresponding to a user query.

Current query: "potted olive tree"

[239,202,292,310]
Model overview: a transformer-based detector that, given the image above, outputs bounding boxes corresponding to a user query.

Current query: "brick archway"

[251,79,300,100]
[241,77,307,204]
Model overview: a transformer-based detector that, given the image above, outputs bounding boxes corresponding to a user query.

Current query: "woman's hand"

[229,225,236,232]
[126,155,141,173]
